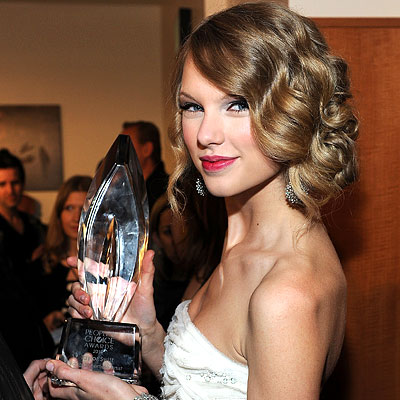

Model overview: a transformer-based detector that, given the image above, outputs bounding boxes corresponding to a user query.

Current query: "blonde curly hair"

[168,2,358,222]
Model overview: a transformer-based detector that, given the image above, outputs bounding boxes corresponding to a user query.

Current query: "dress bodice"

[161,300,248,399]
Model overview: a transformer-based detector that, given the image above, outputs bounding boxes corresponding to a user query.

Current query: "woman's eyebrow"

[179,91,240,102]
[179,91,196,101]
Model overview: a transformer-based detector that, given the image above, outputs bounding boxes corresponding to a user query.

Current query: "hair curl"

[168,2,358,222]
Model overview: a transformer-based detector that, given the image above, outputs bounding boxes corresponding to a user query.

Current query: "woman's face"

[60,191,86,241]
[179,57,280,198]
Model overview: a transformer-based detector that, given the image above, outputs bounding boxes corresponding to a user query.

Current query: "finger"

[71,282,89,303]
[32,372,49,400]
[46,360,80,395]
[23,359,49,390]
[139,250,155,290]
[67,304,92,319]
[47,359,83,383]
[66,256,78,268]
[67,291,93,319]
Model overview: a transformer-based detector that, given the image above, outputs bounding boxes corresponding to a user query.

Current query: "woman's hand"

[46,359,148,400]
[67,250,158,330]
[67,250,165,375]
[67,281,93,319]
[122,250,166,376]
[121,250,158,332]
[66,254,92,320]
[23,359,50,400]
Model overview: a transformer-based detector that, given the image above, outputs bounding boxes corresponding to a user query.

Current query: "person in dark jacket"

[0,149,54,371]
[121,121,169,213]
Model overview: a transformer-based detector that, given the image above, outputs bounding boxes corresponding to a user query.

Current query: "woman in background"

[39,175,91,339]
[151,194,189,331]
[152,191,226,331]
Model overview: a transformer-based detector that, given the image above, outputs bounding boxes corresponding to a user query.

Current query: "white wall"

[0,2,162,223]
[289,0,400,17]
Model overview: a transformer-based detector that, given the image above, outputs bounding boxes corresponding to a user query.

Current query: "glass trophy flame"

[53,134,149,385]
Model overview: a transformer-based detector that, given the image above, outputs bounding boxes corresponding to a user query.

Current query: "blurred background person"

[150,194,189,331]
[151,188,227,331]
[38,175,92,343]
[0,148,53,371]
[0,148,45,267]
[121,121,169,213]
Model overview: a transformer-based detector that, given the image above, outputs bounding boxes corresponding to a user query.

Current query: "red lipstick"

[200,156,237,172]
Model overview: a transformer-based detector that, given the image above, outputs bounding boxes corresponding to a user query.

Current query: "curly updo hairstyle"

[168,2,359,222]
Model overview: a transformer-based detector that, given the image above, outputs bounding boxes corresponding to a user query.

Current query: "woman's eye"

[63,205,74,211]
[161,226,172,236]
[228,99,249,113]
[179,102,203,113]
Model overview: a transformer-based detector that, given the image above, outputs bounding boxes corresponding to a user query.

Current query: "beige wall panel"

[316,18,400,400]
[0,2,162,222]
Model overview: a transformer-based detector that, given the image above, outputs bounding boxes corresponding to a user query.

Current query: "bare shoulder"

[248,250,346,328]
[245,245,347,386]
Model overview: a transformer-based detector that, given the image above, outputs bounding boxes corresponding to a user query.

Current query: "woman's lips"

[200,156,237,172]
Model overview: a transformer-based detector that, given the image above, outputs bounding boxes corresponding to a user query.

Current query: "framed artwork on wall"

[0,105,63,191]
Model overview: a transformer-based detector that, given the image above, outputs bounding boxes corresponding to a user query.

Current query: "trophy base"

[52,318,141,386]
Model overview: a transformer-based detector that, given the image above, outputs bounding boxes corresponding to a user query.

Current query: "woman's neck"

[223,176,307,251]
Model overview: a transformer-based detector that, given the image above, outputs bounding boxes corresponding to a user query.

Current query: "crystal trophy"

[53,134,149,385]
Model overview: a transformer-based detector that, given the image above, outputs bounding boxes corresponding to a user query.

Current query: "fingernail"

[46,361,54,372]
[80,295,87,302]
[84,308,91,318]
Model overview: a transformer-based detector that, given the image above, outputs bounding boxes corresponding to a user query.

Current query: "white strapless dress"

[160,300,248,400]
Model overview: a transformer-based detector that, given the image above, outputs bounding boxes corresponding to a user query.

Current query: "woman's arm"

[246,276,329,399]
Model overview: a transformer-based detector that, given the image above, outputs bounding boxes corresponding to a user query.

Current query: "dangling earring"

[285,181,302,206]
[196,176,206,196]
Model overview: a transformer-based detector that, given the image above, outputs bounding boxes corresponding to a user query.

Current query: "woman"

[39,175,92,336]
[44,3,358,399]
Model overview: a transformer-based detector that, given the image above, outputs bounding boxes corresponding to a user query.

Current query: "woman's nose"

[73,207,82,221]
[196,112,225,148]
